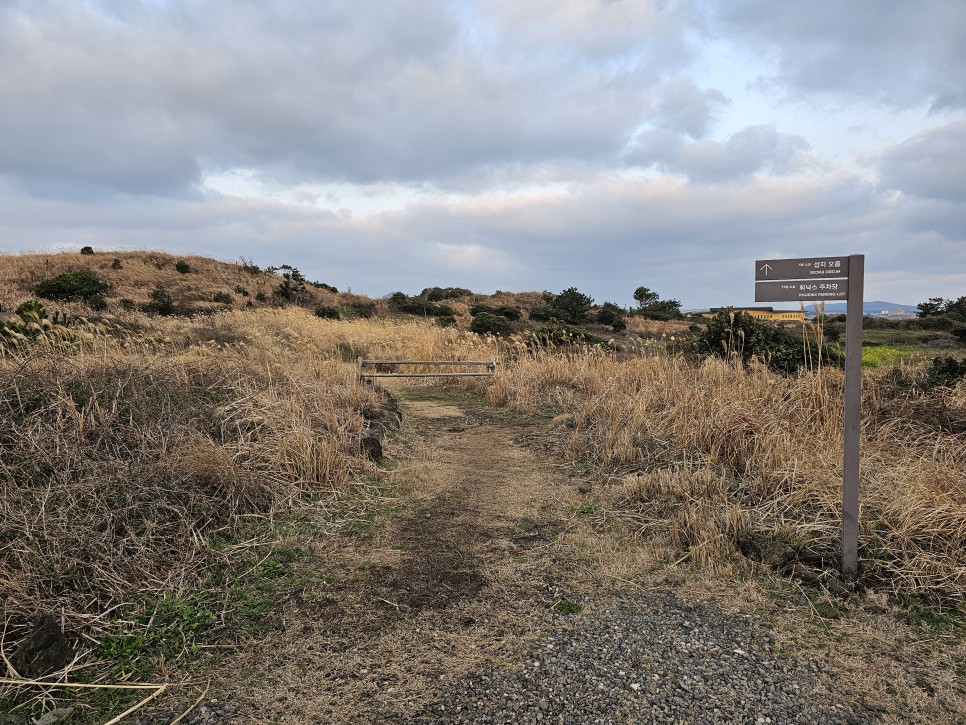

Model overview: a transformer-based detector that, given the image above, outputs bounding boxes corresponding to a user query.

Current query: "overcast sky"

[1,1,964,308]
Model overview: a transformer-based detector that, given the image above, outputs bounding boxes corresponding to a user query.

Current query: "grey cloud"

[1,170,962,307]
[0,0,697,198]
[651,77,729,139]
[713,0,966,109]
[876,119,966,202]
[626,124,810,183]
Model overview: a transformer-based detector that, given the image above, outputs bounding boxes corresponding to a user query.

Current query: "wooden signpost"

[754,255,865,579]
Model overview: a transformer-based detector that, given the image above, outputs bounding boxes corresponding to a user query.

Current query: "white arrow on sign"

[759,263,773,276]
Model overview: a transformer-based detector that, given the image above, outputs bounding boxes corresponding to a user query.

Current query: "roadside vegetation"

[0,250,963,721]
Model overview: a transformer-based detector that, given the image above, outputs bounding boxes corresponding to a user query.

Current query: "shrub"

[80,246,94,255]
[311,281,339,293]
[470,312,512,336]
[111,258,123,270]
[234,286,249,297]
[421,286,472,301]
[314,305,340,320]
[213,291,233,305]
[927,357,966,388]
[528,306,556,322]
[255,292,267,303]
[35,269,110,303]
[436,315,457,328]
[495,305,521,321]
[698,310,841,374]
[142,288,175,316]
[239,257,261,275]
[175,260,191,274]
[470,304,495,317]
[596,302,626,331]
[344,300,376,319]
[87,296,108,312]
[388,292,452,317]
[119,299,136,311]
[549,287,594,324]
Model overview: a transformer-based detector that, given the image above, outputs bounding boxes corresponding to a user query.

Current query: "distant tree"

[632,286,682,320]
[80,246,94,255]
[549,287,594,324]
[633,287,659,308]
[917,297,948,317]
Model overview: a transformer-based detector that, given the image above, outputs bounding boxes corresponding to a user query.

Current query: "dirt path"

[206,386,961,725]
[225,387,587,723]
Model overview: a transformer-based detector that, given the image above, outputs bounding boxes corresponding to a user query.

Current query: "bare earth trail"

[225,387,588,723]
[212,387,909,724]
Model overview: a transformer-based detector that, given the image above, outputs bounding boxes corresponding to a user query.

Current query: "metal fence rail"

[357,358,496,380]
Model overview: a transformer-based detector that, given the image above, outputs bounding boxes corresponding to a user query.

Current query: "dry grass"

[0,308,496,650]
[480,348,965,604]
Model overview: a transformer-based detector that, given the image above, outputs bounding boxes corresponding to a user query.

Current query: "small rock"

[33,708,74,725]
[360,435,383,461]
[10,614,71,678]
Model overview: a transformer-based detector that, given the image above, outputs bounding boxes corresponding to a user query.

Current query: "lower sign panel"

[755,279,848,302]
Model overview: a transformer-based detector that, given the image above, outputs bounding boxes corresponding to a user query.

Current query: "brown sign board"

[755,257,849,281]
[755,279,849,302]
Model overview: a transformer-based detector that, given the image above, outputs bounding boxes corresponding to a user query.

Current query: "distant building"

[704,307,805,323]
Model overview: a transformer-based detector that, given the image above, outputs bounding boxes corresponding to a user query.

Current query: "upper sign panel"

[755,257,849,281]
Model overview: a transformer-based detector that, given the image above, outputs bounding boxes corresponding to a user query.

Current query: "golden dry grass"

[0,307,496,645]
[481,348,965,603]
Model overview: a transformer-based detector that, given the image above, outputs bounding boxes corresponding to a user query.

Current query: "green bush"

[212,291,233,305]
[111,258,123,270]
[388,292,453,317]
[142,288,175,316]
[596,302,627,331]
[344,300,376,318]
[927,357,966,388]
[314,305,341,320]
[311,281,339,293]
[174,260,191,274]
[436,315,457,328]
[35,268,110,303]
[234,286,249,297]
[495,305,521,321]
[421,286,472,301]
[548,287,594,324]
[254,292,267,303]
[470,312,512,336]
[119,298,136,311]
[80,246,94,255]
[698,310,842,374]
[528,306,556,322]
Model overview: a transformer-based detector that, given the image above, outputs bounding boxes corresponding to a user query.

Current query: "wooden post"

[841,254,864,579]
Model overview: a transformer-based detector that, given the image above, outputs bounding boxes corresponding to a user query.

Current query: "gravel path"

[381,591,873,725]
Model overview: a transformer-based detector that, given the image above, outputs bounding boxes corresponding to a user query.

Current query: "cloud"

[712,0,966,109]
[0,0,700,198]
[876,119,966,202]
[626,124,810,183]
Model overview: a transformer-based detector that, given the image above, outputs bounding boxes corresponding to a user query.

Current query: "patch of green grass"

[98,592,217,674]
[552,600,583,615]
[898,595,965,631]
[862,345,908,369]
[573,504,598,515]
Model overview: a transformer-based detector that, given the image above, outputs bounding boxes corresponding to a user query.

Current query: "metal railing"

[357,358,496,381]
